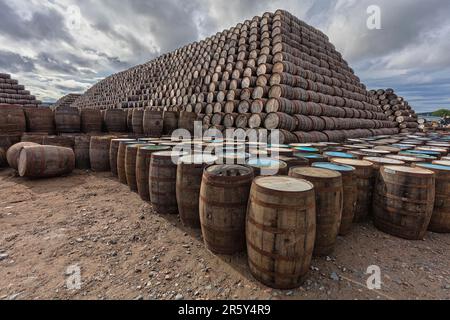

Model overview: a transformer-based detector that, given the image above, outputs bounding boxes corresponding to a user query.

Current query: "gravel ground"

[0,169,449,300]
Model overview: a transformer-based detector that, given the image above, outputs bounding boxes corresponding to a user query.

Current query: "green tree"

[432,109,450,117]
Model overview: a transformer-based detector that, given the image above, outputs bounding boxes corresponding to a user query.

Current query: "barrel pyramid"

[0,73,42,108]
[73,10,399,143]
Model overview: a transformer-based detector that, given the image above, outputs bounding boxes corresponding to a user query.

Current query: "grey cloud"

[0,51,36,73]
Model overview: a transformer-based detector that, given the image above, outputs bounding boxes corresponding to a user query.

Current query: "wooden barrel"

[132,109,144,134]
[178,112,198,134]
[24,108,55,134]
[150,151,186,214]
[21,133,46,144]
[18,145,75,178]
[373,166,435,240]
[433,160,450,167]
[6,142,39,170]
[414,163,450,233]
[0,134,22,151]
[74,135,91,169]
[246,158,288,176]
[289,167,343,256]
[330,158,374,222]
[90,136,114,172]
[312,162,357,236]
[163,111,179,135]
[80,109,103,133]
[54,107,80,133]
[200,164,254,254]
[117,141,139,183]
[143,110,164,137]
[125,143,150,191]
[43,136,75,149]
[127,109,133,132]
[246,176,316,289]
[109,139,136,176]
[104,109,127,133]
[176,155,218,228]
[0,105,26,134]
[0,148,6,167]
[275,156,309,171]
[136,145,171,201]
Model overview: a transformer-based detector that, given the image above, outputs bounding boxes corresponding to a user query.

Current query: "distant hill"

[431,109,450,117]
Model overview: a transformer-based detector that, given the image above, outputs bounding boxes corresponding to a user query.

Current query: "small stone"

[0,253,9,261]
[135,295,144,300]
[165,275,172,281]
[205,285,213,290]
[76,238,84,243]
[285,291,293,296]
[326,256,332,262]
[330,272,340,281]
[444,284,450,290]
[175,294,184,300]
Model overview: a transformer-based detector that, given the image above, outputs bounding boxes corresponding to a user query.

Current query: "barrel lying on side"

[373,166,435,240]
[200,164,254,255]
[289,167,343,256]
[18,145,75,178]
[6,142,39,170]
[247,176,316,289]
[176,155,218,228]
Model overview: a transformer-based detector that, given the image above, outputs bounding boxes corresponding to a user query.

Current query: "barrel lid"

[427,142,450,147]
[312,162,355,172]
[363,157,405,165]
[161,142,183,147]
[205,164,253,177]
[416,147,447,153]
[294,147,320,153]
[416,163,450,171]
[127,143,151,149]
[374,146,401,153]
[290,167,341,179]
[386,155,424,162]
[383,165,434,176]
[289,143,313,148]
[152,151,188,158]
[408,150,441,156]
[399,152,437,159]
[139,138,160,142]
[324,152,356,159]
[294,153,324,159]
[112,138,136,142]
[433,160,450,166]
[140,145,171,151]
[331,158,373,167]
[179,154,218,165]
[255,176,314,193]
[247,158,287,169]
[361,149,391,155]
[267,147,293,153]
[268,144,290,149]
[119,140,138,145]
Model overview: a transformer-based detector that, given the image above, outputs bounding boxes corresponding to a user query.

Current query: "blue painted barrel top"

[324,152,356,159]
[407,150,442,156]
[415,163,450,171]
[312,162,355,172]
[399,152,437,160]
[247,158,284,168]
[294,153,324,159]
[293,147,320,153]
[268,144,290,148]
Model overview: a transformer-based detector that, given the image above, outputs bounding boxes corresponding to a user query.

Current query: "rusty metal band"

[246,215,303,234]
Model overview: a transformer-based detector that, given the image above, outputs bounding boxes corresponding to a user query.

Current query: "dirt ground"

[0,168,449,301]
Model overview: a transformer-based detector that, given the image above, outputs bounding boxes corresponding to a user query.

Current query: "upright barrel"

[163,111,179,135]
[373,166,435,240]
[289,167,343,256]
[104,109,127,133]
[74,135,91,169]
[117,141,138,183]
[18,145,75,178]
[132,109,144,134]
[331,158,374,222]
[415,163,450,233]
[125,143,150,191]
[136,145,171,201]
[90,136,114,172]
[110,139,136,176]
[143,110,164,137]
[80,109,103,133]
[200,165,254,254]
[313,163,357,236]
[246,176,316,289]
[54,107,80,133]
[176,155,218,228]
[150,151,186,214]
[24,108,55,134]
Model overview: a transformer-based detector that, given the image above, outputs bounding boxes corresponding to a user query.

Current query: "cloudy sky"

[0,0,449,112]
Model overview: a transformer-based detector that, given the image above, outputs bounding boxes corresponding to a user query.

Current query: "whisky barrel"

[143,110,164,137]
[110,139,136,176]
[24,108,55,134]
[6,142,39,170]
[373,166,435,240]
[200,164,254,254]
[246,158,288,176]
[176,155,218,228]
[80,109,103,133]
[330,158,374,222]
[18,145,75,178]
[163,111,179,135]
[90,136,114,172]
[104,109,127,133]
[43,136,75,149]
[54,107,80,133]
[0,105,26,134]
[433,160,450,167]
[150,151,187,214]
[127,109,133,132]
[178,111,198,134]
[323,152,357,160]
[289,167,343,256]
[74,135,91,169]
[132,109,144,134]
[136,145,171,201]
[414,163,450,233]
[246,176,316,289]
[312,163,357,236]
[385,155,425,165]
[275,156,309,171]
[21,133,46,144]
[126,143,150,191]
[0,148,6,167]
[118,141,139,183]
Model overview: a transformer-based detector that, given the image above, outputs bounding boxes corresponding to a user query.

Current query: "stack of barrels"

[369,89,419,133]
[0,73,42,108]
[72,10,401,143]
[51,94,82,110]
